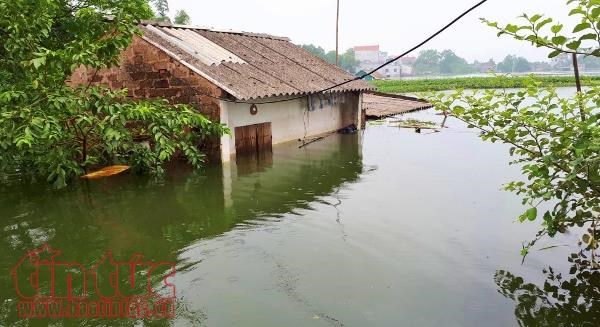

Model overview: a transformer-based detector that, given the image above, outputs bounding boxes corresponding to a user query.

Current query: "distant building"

[399,57,417,65]
[354,45,414,79]
[552,54,573,71]
[472,59,496,73]
[531,61,552,72]
[371,71,386,80]
[359,60,407,79]
[353,45,387,63]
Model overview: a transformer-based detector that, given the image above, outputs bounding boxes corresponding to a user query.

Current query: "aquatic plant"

[373,76,600,94]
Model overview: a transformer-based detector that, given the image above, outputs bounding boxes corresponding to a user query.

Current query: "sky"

[167,0,574,62]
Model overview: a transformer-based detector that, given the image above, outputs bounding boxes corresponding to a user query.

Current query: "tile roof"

[139,22,373,101]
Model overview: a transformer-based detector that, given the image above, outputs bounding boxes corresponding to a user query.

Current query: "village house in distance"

[71,21,373,162]
[354,45,416,79]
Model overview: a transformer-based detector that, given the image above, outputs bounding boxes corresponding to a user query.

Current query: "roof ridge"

[139,21,290,42]
[139,23,373,101]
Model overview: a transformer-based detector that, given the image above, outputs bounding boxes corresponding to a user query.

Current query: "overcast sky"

[168,0,573,62]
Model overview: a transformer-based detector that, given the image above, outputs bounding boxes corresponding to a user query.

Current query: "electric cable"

[190,0,490,105]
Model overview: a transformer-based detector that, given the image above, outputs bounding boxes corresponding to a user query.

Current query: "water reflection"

[0,134,363,326]
[495,252,600,327]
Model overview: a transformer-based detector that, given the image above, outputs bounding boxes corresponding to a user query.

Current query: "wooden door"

[234,122,272,155]
[256,122,273,153]
[235,123,272,174]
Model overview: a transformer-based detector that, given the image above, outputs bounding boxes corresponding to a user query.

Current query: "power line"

[358,0,489,82]
[197,0,490,105]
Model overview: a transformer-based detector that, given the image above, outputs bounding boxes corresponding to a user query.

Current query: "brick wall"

[70,36,224,160]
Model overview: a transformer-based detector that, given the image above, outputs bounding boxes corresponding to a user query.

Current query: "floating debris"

[81,165,130,179]
[388,118,440,130]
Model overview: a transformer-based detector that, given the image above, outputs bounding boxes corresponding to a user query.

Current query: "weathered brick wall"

[70,36,224,160]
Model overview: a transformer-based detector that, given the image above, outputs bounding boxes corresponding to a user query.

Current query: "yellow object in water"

[81,165,130,179]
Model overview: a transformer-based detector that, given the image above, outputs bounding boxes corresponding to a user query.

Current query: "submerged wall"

[220,91,362,161]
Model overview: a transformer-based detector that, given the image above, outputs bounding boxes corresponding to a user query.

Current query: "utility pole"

[336,0,340,65]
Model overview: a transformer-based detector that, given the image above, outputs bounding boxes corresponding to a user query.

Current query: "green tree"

[153,0,170,22]
[429,0,600,262]
[413,50,441,75]
[580,54,600,69]
[0,0,227,188]
[300,45,359,73]
[439,50,472,75]
[497,55,514,72]
[325,50,338,64]
[497,55,532,73]
[514,57,532,72]
[173,9,191,25]
[338,49,360,73]
[300,44,327,58]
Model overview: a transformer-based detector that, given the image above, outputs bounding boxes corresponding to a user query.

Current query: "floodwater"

[0,88,594,326]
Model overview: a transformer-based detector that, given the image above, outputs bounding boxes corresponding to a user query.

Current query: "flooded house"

[70,21,373,162]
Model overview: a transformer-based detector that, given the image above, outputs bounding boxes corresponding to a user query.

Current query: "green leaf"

[573,22,591,33]
[569,8,585,16]
[566,40,581,50]
[582,233,591,245]
[548,50,562,58]
[505,24,519,33]
[579,33,597,41]
[551,36,567,45]
[550,24,563,33]
[530,14,542,23]
[31,57,46,69]
[536,18,553,31]
[526,207,538,221]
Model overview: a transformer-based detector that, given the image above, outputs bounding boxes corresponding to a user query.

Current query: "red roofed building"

[353,45,380,52]
[353,45,387,63]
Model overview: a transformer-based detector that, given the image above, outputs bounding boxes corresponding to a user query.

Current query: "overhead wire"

[189,0,490,105]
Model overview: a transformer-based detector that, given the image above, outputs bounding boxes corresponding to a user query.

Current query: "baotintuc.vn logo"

[10,244,176,319]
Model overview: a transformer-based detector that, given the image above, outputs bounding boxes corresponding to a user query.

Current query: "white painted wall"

[220,92,360,162]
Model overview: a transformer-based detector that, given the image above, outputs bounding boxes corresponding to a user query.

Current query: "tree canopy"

[174,9,191,25]
[300,44,360,73]
[412,49,475,75]
[0,0,227,188]
[413,50,441,75]
[439,50,473,75]
[497,55,532,73]
[152,0,170,22]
